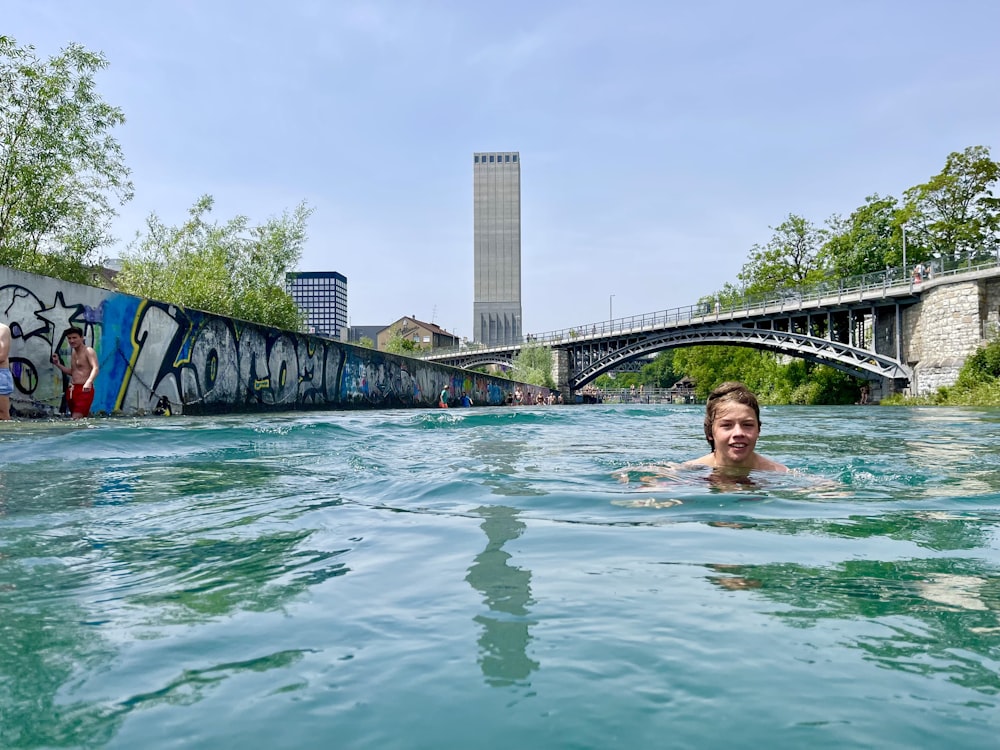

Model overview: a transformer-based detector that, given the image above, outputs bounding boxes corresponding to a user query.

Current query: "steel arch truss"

[435,352,517,370]
[567,325,911,389]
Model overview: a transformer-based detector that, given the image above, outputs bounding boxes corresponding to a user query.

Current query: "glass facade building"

[473,151,521,346]
[285,271,348,338]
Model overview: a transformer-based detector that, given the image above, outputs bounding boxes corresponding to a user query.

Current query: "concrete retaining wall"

[1,266,545,417]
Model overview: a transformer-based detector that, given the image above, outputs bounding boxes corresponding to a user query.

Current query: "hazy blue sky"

[5,1,999,339]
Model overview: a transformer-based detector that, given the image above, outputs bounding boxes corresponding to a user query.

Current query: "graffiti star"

[35,292,86,346]
[0,285,49,340]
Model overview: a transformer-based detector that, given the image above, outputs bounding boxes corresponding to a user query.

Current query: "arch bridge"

[424,261,1000,398]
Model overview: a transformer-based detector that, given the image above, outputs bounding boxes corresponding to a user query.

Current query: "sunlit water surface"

[2,404,1000,749]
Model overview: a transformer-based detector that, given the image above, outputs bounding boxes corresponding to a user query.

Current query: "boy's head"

[703,381,761,449]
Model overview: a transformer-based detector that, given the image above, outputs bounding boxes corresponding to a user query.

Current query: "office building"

[285,271,348,338]
[473,151,521,345]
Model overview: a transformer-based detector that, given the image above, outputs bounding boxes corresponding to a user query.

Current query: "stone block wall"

[1,266,545,417]
[902,276,999,394]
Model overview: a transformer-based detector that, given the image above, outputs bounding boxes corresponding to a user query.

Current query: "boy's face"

[67,333,83,349]
[709,402,761,467]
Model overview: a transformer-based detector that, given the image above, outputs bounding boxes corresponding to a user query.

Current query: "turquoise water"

[2,404,1000,749]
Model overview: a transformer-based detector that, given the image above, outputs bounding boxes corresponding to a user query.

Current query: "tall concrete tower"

[473,151,521,346]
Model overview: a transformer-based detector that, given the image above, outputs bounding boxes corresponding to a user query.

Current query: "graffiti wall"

[1,266,543,417]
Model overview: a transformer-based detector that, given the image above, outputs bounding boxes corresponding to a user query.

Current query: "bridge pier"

[551,348,572,402]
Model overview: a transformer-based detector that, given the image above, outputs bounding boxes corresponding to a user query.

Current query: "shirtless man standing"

[0,322,12,420]
[51,327,99,419]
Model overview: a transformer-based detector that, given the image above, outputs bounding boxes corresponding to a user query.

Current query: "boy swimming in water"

[687,381,787,472]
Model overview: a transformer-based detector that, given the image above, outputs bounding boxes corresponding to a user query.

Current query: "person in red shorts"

[51,327,99,418]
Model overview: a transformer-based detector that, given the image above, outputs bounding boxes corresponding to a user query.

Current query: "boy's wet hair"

[62,326,84,338]
[703,381,761,448]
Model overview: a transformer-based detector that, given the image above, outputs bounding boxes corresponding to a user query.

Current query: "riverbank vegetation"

[113,196,312,330]
[882,338,1000,406]
[0,37,132,285]
[1,36,307,329]
[595,349,860,405]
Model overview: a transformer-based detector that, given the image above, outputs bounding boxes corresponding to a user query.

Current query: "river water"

[2,403,999,749]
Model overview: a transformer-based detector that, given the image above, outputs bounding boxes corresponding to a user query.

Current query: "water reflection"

[705,556,1000,694]
[0,531,122,748]
[467,437,545,497]
[119,530,350,622]
[0,466,103,515]
[465,506,539,687]
[760,511,996,552]
[0,492,348,746]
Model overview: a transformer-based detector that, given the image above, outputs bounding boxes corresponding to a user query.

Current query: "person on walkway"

[461,391,473,407]
[687,381,787,471]
[439,384,450,408]
[0,322,12,420]
[51,327,99,419]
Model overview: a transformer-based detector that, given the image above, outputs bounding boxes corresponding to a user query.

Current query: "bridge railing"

[590,387,699,404]
[425,252,1000,358]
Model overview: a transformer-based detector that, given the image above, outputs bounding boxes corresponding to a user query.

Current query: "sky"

[4,1,1000,341]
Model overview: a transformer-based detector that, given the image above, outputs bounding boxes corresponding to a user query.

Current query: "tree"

[115,195,310,330]
[357,336,375,349]
[821,194,901,278]
[0,36,133,283]
[672,346,785,401]
[510,341,554,388]
[738,214,826,296]
[640,350,679,387]
[384,330,420,354]
[901,145,1000,265]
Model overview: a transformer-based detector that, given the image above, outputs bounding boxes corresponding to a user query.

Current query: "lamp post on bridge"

[609,294,615,322]
[902,225,908,281]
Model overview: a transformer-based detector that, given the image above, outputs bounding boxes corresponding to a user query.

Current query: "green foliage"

[0,36,133,284]
[115,195,311,330]
[510,342,554,388]
[672,346,783,400]
[881,326,1000,405]
[640,351,679,387]
[901,145,1000,264]
[738,214,827,296]
[595,371,642,389]
[821,194,901,277]
[667,345,862,405]
[955,338,1000,389]
[383,330,420,354]
[808,366,861,404]
[713,282,745,308]
[357,336,374,349]
[593,373,615,388]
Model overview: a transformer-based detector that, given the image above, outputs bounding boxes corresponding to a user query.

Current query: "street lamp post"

[902,225,908,280]
[609,293,615,322]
